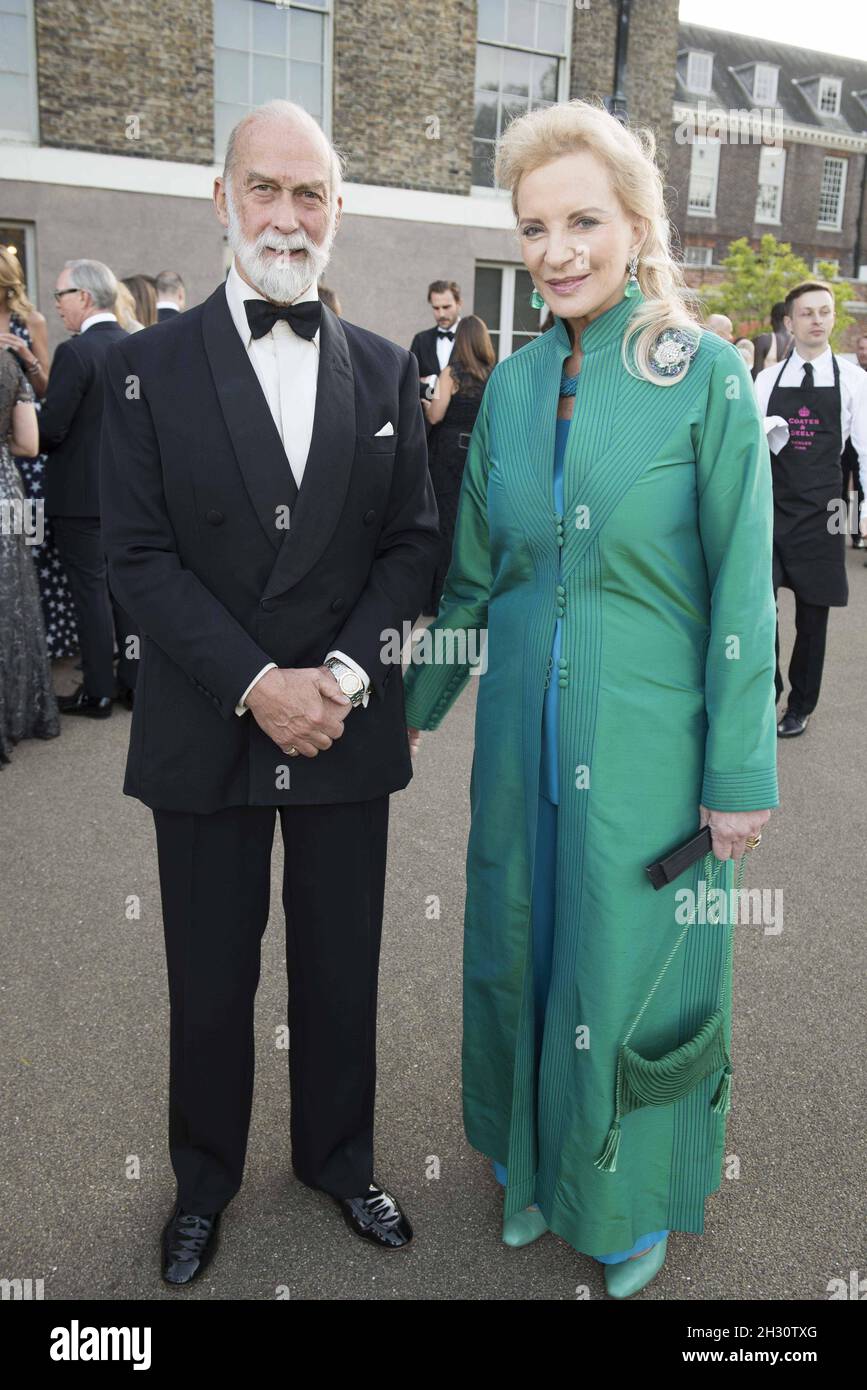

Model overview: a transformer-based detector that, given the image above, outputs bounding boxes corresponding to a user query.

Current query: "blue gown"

[490,414,668,1264]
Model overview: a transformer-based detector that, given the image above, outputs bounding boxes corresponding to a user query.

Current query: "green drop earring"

[530,288,546,309]
[624,255,640,298]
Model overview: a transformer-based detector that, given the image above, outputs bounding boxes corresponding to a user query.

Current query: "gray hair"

[223,100,345,209]
[64,259,118,310]
[155,269,185,296]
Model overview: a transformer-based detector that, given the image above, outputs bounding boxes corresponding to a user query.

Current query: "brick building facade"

[1,1,864,355]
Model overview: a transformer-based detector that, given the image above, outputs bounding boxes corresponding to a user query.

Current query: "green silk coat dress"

[402,291,780,1256]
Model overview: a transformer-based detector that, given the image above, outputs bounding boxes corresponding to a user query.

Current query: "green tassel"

[594,1120,622,1173]
[711,1064,732,1115]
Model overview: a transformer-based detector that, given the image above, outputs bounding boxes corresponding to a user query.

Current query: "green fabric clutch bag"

[595,852,744,1174]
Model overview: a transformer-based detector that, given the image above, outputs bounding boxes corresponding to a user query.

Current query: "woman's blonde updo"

[494,99,700,386]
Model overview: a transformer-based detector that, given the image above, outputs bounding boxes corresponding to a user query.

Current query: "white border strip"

[1,143,517,229]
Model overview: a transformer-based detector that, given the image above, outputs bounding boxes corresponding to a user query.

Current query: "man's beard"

[225,185,336,304]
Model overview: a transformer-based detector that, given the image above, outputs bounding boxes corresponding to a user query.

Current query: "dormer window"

[752,64,778,104]
[685,51,713,94]
[817,77,841,115]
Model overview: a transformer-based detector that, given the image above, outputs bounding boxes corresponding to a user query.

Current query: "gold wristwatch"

[324,657,366,707]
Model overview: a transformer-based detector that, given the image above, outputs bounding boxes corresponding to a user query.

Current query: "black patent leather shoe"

[57,685,113,719]
[777,709,810,738]
[161,1204,221,1286]
[336,1182,413,1249]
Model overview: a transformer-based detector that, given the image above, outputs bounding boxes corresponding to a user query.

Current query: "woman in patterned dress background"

[0,247,79,661]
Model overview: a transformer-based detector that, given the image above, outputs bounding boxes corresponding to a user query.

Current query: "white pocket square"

[374,421,394,436]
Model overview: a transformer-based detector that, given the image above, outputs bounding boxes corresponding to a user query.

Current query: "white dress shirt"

[224,260,370,716]
[435,315,460,371]
[155,300,180,313]
[79,311,118,333]
[754,345,867,525]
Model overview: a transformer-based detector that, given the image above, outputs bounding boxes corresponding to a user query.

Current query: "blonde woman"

[0,246,79,659]
[114,282,145,333]
[404,101,778,1297]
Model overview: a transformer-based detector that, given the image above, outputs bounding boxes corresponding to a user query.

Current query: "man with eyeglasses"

[39,259,131,716]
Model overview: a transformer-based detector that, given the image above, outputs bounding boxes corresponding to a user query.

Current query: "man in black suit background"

[100,99,439,1285]
[154,270,186,321]
[39,259,131,717]
[409,278,462,415]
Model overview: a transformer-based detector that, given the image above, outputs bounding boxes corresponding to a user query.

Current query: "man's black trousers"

[152,796,389,1215]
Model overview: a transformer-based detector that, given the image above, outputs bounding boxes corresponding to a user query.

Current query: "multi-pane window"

[474,263,544,360]
[214,0,329,159]
[817,77,841,116]
[685,51,713,94]
[817,156,847,230]
[683,246,713,267]
[755,145,786,223]
[687,140,721,216]
[473,0,570,188]
[752,64,778,105]
[0,222,35,298]
[0,0,37,142]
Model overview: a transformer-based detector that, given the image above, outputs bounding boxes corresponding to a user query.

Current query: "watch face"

[339,670,362,696]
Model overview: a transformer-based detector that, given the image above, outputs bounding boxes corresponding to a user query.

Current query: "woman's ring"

[746,833,762,850]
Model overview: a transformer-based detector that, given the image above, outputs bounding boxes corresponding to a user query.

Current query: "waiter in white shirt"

[754,279,867,738]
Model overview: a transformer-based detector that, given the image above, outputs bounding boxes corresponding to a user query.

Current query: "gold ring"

[746,833,762,850]
[286,746,299,758]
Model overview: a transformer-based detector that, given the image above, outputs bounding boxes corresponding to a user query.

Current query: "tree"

[698,234,853,346]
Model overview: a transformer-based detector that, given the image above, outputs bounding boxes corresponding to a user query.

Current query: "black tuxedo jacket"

[409,325,449,383]
[99,284,439,813]
[157,306,180,322]
[39,320,129,517]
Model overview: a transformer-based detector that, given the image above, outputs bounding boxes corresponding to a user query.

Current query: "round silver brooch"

[649,327,700,378]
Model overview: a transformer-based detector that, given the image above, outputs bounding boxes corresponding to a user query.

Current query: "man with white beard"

[99,100,439,1285]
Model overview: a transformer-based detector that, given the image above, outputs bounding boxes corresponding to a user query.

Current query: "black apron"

[767,352,848,607]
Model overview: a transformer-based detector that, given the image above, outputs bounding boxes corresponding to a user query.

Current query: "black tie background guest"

[100,98,438,1285]
[409,279,462,416]
[754,280,867,737]
[39,259,131,717]
[154,269,186,321]
[421,314,495,615]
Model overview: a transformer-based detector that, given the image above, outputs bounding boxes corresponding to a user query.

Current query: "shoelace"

[170,1213,214,1256]
[362,1189,400,1226]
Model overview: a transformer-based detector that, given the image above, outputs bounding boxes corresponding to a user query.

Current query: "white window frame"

[683,246,713,268]
[0,0,39,145]
[471,0,574,195]
[685,50,713,95]
[213,0,333,161]
[0,219,37,303]
[812,256,839,277]
[475,261,545,361]
[687,139,721,217]
[817,155,847,231]
[817,77,842,116]
[755,145,786,224]
[752,63,778,105]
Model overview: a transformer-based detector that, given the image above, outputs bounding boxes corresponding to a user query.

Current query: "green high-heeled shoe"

[502,1205,548,1247]
[603,1234,668,1298]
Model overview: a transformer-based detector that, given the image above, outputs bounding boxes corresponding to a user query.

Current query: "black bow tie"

[244,297,321,341]
[436,328,455,340]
